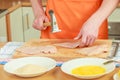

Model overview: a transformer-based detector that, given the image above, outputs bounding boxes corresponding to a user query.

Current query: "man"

[30,0,119,47]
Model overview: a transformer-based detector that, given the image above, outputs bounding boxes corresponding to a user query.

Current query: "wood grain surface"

[13,39,112,61]
[0,42,119,80]
[0,65,120,80]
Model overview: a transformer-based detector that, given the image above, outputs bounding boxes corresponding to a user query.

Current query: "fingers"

[33,19,41,30]
[33,19,44,30]
[33,16,49,30]
[86,36,91,46]
[79,35,87,48]
[74,32,88,48]
[86,36,96,46]
[43,17,50,30]
[74,32,82,40]
[74,31,97,48]
[45,17,49,22]
[79,35,96,48]
[89,37,96,46]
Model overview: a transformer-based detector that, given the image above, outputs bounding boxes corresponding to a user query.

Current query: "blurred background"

[0,0,120,42]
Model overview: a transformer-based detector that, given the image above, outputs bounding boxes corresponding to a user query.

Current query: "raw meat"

[16,45,57,54]
[76,44,109,56]
[54,40,80,48]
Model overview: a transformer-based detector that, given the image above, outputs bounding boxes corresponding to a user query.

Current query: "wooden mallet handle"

[43,22,51,27]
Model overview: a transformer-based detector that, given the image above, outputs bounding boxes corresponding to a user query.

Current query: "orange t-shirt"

[41,0,108,39]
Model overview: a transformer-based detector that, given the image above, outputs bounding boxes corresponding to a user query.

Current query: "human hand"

[74,19,100,47]
[33,14,49,30]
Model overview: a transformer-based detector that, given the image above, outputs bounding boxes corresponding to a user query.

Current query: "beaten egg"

[71,65,106,76]
[117,70,120,78]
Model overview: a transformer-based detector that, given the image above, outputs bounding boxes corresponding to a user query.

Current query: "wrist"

[35,12,46,19]
[31,0,45,17]
[89,13,105,27]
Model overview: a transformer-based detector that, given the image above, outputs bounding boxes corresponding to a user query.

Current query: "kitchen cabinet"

[8,7,40,42]
[0,16,7,42]
[108,8,120,22]
[22,7,40,42]
[108,8,120,40]
[9,7,24,41]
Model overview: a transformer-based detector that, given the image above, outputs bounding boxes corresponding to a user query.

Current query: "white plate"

[61,58,115,79]
[113,73,120,80]
[4,57,56,77]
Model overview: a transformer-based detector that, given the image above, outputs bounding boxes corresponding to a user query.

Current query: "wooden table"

[0,42,119,80]
[0,65,120,80]
[0,42,6,48]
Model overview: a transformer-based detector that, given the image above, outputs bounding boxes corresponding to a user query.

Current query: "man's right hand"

[33,15,49,30]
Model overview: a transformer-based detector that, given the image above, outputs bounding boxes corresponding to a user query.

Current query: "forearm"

[89,0,119,27]
[30,0,45,17]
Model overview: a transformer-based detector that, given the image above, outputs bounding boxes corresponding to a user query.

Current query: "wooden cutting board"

[13,39,112,61]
